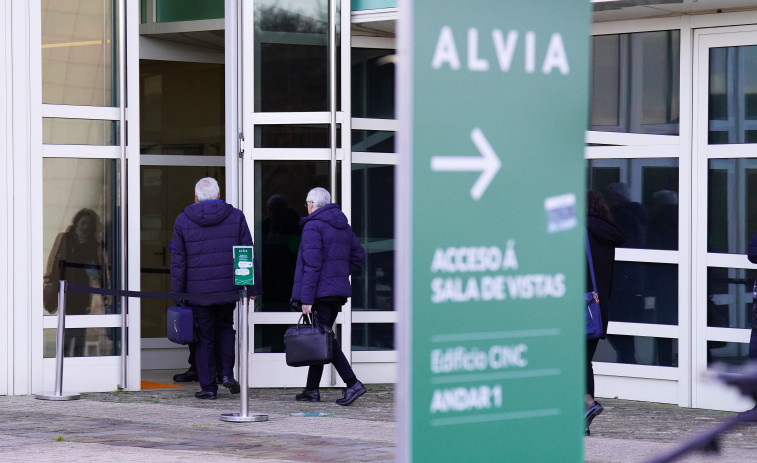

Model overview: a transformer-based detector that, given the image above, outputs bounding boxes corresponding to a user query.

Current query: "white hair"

[195,177,220,202]
[306,187,330,209]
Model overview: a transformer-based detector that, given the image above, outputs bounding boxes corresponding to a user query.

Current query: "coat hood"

[183,200,234,227]
[301,203,348,229]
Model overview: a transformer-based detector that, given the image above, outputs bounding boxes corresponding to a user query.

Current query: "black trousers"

[305,301,357,390]
[587,337,599,398]
[192,303,236,392]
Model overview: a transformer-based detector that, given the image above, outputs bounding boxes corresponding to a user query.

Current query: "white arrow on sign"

[430,128,502,200]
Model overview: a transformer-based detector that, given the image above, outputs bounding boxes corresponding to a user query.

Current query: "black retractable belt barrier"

[648,362,757,463]
[36,279,270,422]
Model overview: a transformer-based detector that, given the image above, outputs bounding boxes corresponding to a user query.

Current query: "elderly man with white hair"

[171,177,261,400]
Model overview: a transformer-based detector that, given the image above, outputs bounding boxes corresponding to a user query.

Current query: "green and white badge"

[233,246,254,286]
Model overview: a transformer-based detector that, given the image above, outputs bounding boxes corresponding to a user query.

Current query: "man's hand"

[302,304,312,315]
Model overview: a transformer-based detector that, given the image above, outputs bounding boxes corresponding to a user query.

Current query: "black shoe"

[221,376,240,394]
[295,389,320,402]
[737,405,757,422]
[585,401,603,432]
[195,390,217,400]
[336,381,366,406]
[173,369,198,382]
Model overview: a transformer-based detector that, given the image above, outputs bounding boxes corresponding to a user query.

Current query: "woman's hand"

[302,304,312,315]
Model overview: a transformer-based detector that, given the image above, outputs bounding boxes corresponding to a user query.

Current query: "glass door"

[38,0,133,393]
[240,0,348,387]
[693,26,757,411]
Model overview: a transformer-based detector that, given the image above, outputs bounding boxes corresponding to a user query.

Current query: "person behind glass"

[291,187,366,405]
[43,208,109,356]
[738,230,757,422]
[170,177,261,400]
[585,190,625,435]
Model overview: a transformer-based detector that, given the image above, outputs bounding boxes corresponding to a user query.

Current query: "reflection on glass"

[595,335,677,367]
[591,35,620,127]
[588,158,679,250]
[709,46,757,144]
[43,118,118,145]
[140,60,225,156]
[352,130,395,153]
[254,325,289,353]
[254,125,332,148]
[608,262,678,327]
[352,48,395,119]
[254,161,331,312]
[352,323,394,351]
[42,0,117,106]
[708,159,757,254]
[706,267,757,330]
[156,0,223,22]
[44,328,121,358]
[590,30,679,134]
[43,159,120,317]
[707,341,750,366]
[351,165,394,311]
[140,167,225,338]
[254,0,329,112]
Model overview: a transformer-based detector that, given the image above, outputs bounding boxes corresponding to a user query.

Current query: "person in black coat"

[585,190,625,434]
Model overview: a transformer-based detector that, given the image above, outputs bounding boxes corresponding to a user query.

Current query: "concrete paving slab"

[2,383,757,462]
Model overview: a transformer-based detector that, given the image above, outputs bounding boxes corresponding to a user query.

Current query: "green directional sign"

[397,0,590,461]
[233,246,254,286]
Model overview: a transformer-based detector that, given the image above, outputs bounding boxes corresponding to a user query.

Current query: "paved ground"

[2,374,757,462]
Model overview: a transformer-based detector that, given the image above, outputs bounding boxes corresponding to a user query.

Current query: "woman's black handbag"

[284,313,334,367]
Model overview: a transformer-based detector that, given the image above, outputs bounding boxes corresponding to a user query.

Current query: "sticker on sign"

[544,193,577,233]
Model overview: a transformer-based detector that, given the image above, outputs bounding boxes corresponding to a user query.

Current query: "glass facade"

[351,165,394,311]
[43,118,118,145]
[706,267,757,330]
[253,125,333,148]
[254,0,330,112]
[608,262,678,325]
[140,60,225,156]
[709,46,757,144]
[352,48,396,119]
[140,166,225,338]
[588,158,679,250]
[41,0,118,106]
[42,159,120,315]
[253,161,331,313]
[594,335,677,367]
[590,31,679,134]
[707,341,751,366]
[708,159,757,254]
[42,158,121,357]
[43,327,121,358]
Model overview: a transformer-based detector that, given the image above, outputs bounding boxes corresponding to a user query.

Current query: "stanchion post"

[35,280,81,401]
[221,288,268,422]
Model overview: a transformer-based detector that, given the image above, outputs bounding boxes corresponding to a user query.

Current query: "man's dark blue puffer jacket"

[291,203,364,305]
[171,199,261,306]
